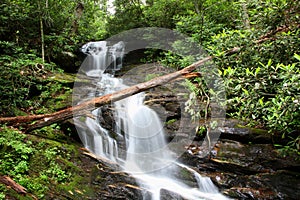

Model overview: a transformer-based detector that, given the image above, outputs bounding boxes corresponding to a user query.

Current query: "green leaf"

[267,59,272,67]
[255,67,260,76]
[246,68,251,75]
[259,98,264,106]
[242,88,249,96]
[294,53,300,61]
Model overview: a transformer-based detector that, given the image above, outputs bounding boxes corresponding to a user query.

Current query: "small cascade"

[77,108,118,162]
[108,41,125,71]
[74,41,229,200]
[114,92,173,174]
[81,41,108,76]
[80,41,124,76]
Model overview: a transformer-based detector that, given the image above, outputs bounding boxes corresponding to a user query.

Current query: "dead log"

[0,55,213,131]
[27,56,213,131]
[0,176,27,194]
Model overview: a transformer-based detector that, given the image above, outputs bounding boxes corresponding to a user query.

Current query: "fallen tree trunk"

[0,176,27,194]
[0,55,216,131]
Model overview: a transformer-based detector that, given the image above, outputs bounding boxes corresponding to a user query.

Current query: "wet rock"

[179,139,300,199]
[218,119,296,146]
[219,126,272,144]
[259,170,300,200]
[223,186,278,200]
[216,170,300,200]
[214,140,300,173]
[98,106,115,131]
[88,159,148,200]
[160,189,186,200]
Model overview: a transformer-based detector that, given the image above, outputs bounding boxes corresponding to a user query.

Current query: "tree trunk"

[0,55,214,131]
[38,1,45,63]
[241,1,251,30]
[0,176,27,194]
[71,3,84,35]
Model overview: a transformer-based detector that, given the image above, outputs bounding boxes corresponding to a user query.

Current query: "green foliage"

[160,51,194,70]
[0,46,56,115]
[0,126,47,198]
[0,125,82,198]
[0,189,5,199]
[165,119,176,125]
[184,82,204,122]
[106,0,193,35]
[0,0,108,64]
[143,0,193,28]
[106,0,146,36]
[152,0,300,154]
[222,56,300,147]
[275,135,300,158]
[0,126,34,176]
[247,0,299,31]
[196,126,207,136]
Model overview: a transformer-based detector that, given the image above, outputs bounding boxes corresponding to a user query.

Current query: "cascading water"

[74,41,229,200]
[109,41,125,71]
[80,41,108,77]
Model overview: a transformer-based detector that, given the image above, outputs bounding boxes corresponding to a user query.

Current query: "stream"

[72,41,229,199]
[71,41,300,200]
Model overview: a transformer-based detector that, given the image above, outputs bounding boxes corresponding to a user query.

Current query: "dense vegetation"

[0,0,299,198]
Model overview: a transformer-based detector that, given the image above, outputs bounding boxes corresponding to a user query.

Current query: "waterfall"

[114,92,173,174]
[109,41,125,71]
[74,41,229,200]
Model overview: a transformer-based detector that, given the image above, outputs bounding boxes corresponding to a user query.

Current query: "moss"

[49,73,76,84]
[165,119,176,125]
[55,175,95,199]
[178,168,195,182]
[0,125,90,199]
[11,107,28,116]
[31,124,72,143]
[45,89,73,111]
[26,139,88,198]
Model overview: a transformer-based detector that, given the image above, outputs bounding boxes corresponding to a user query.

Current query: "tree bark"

[0,56,213,131]
[241,1,251,30]
[71,3,84,35]
[0,176,27,194]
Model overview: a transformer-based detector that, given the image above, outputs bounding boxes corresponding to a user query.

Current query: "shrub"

[0,42,56,116]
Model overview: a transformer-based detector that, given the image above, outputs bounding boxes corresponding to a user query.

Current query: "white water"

[80,41,108,77]
[76,41,229,200]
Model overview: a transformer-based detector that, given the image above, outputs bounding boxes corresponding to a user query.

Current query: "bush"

[0,125,76,198]
[0,126,34,176]
[222,56,300,131]
[0,42,56,116]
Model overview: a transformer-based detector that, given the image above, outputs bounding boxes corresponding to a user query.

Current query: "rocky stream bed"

[41,122,299,200]
[68,64,299,200]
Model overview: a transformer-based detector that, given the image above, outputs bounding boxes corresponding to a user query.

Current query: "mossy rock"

[49,73,76,84]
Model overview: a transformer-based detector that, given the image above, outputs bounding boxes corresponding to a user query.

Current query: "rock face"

[89,164,146,199]
[72,150,149,200]
[160,189,186,200]
[180,136,300,200]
